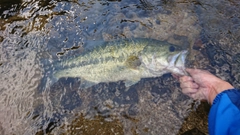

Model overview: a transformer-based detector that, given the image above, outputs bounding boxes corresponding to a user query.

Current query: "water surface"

[0,0,239,134]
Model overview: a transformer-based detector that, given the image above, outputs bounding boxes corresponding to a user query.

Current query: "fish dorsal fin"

[124,79,140,87]
[79,78,97,89]
[125,55,141,69]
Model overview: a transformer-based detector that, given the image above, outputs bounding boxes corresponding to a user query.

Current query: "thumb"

[185,68,205,82]
[186,68,200,76]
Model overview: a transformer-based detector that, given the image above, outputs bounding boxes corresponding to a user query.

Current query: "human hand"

[178,68,234,104]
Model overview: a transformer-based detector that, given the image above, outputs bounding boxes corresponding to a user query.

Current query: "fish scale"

[49,38,188,88]
[63,39,146,67]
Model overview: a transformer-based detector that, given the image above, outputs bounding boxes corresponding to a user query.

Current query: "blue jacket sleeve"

[209,89,240,135]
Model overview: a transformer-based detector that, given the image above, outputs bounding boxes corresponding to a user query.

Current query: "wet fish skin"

[52,38,188,88]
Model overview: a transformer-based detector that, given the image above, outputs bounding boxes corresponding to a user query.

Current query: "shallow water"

[0,0,239,134]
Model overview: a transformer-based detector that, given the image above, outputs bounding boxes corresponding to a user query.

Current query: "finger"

[186,68,208,81]
[188,93,198,100]
[183,91,199,99]
[185,91,204,100]
[186,93,194,98]
[186,68,200,76]
[179,76,193,83]
[186,68,211,76]
[172,74,180,79]
[181,87,198,94]
[180,81,199,89]
[191,92,206,101]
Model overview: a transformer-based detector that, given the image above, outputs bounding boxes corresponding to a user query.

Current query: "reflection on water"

[0,0,239,134]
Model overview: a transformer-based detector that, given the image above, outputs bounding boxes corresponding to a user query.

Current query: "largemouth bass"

[45,38,188,88]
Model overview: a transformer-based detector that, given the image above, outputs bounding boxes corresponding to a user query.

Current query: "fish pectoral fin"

[79,79,97,89]
[124,79,140,87]
[125,55,141,69]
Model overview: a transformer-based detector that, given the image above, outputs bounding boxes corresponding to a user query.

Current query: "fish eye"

[169,46,175,52]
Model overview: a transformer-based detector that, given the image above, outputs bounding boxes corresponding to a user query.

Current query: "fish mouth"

[168,50,188,64]
[175,50,188,65]
[167,50,188,76]
[175,50,188,75]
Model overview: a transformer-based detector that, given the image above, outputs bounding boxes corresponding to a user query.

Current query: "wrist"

[208,80,234,104]
[216,81,234,93]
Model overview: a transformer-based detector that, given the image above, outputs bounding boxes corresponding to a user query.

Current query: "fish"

[44,38,188,89]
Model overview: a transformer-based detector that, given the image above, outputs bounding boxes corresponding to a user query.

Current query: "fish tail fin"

[37,58,59,92]
[40,74,58,90]
[37,70,58,93]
